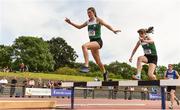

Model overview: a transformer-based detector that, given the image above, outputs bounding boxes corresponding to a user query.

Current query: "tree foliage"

[12,36,54,72]
[107,61,136,79]
[1,36,180,80]
[89,61,99,72]
[0,45,13,68]
[47,37,78,70]
[156,65,167,79]
[173,63,180,73]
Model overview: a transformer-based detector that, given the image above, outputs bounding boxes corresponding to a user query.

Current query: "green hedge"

[54,67,121,80]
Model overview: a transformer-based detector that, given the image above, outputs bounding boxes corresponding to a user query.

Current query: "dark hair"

[137,26,154,34]
[168,64,173,67]
[87,7,97,17]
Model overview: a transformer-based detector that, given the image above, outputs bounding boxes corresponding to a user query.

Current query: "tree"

[12,36,54,72]
[47,37,78,70]
[173,63,180,73]
[0,45,13,68]
[107,61,136,79]
[156,65,167,79]
[89,61,99,72]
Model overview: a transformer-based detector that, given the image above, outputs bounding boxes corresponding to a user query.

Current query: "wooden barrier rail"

[0,100,56,109]
[60,79,180,109]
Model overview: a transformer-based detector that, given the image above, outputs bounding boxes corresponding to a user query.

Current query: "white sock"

[136,73,141,77]
[170,101,173,106]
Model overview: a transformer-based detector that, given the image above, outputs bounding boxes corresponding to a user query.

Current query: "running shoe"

[103,71,109,81]
[132,74,141,80]
[80,66,89,73]
[169,105,173,110]
[175,97,180,105]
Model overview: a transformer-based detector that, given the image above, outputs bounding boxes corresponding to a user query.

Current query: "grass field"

[0,72,103,81]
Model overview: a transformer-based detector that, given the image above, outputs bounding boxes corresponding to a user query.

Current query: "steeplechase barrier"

[60,79,180,109]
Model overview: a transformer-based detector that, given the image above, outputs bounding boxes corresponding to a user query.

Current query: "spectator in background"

[28,78,35,98]
[113,86,118,99]
[0,77,8,84]
[25,65,29,72]
[3,66,9,72]
[47,80,54,98]
[141,87,145,100]
[37,78,43,98]
[54,81,60,89]
[42,81,47,88]
[28,79,35,88]
[57,80,62,87]
[22,77,28,97]
[10,76,17,97]
[128,87,134,100]
[124,87,128,100]
[37,78,42,88]
[124,87,134,100]
[0,77,8,95]
[19,63,25,72]
[141,87,149,100]
[144,87,149,100]
[47,80,54,89]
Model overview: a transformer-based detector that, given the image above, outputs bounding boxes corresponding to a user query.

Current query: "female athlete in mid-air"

[65,7,121,81]
[129,27,157,80]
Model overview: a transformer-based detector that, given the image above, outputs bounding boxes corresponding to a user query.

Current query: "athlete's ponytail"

[137,26,154,34]
[146,26,154,34]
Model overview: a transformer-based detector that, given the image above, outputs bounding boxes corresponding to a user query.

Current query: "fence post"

[161,86,166,110]
[83,89,87,99]
[71,87,74,109]
[92,89,95,99]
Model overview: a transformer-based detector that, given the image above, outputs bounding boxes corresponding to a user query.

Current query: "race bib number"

[167,75,173,79]
[88,30,95,36]
[144,49,152,54]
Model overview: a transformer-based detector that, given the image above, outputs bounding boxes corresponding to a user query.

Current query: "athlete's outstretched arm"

[129,41,140,62]
[65,18,87,29]
[97,18,121,34]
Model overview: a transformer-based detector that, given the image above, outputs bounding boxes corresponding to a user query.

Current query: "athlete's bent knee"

[137,56,143,62]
